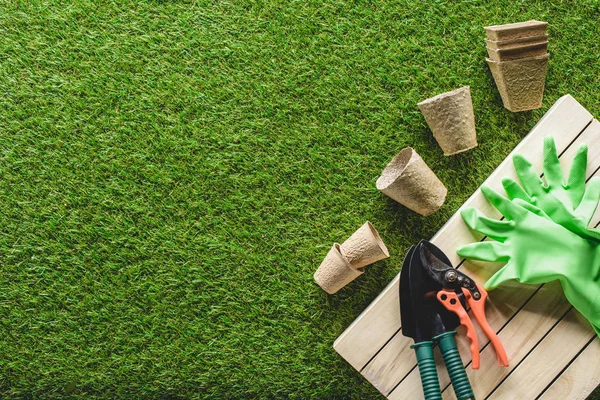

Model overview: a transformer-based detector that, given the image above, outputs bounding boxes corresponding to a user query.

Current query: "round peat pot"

[314,243,363,294]
[376,148,447,216]
[418,86,478,156]
[340,221,389,269]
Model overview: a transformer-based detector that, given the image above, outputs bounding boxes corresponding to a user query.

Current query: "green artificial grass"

[0,0,599,398]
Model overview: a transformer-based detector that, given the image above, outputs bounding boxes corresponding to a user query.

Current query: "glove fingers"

[513,198,551,220]
[481,185,526,221]
[457,241,509,263]
[502,177,532,202]
[513,154,544,196]
[575,176,600,223]
[543,136,564,187]
[460,208,512,242]
[584,228,600,241]
[567,144,588,205]
[484,262,517,290]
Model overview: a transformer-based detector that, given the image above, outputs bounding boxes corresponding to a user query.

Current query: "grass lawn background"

[0,0,599,398]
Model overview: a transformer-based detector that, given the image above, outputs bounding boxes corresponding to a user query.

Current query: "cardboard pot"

[486,41,548,61]
[418,86,477,156]
[314,243,362,294]
[340,221,389,269]
[485,34,548,50]
[376,148,447,216]
[487,54,549,112]
[485,20,548,41]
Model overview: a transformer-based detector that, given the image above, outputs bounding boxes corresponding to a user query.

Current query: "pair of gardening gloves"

[457,136,600,336]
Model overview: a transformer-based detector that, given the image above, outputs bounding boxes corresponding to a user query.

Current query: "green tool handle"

[412,341,441,400]
[435,331,475,400]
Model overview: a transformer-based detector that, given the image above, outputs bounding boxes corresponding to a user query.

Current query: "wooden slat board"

[538,338,600,400]
[334,95,600,400]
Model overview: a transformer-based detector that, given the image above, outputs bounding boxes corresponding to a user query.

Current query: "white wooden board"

[334,95,600,399]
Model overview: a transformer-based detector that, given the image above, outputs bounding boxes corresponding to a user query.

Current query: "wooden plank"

[333,94,593,371]
[389,132,600,399]
[369,118,600,397]
[537,338,600,400]
[332,275,402,370]
[558,119,600,175]
[488,308,596,399]
[433,120,600,399]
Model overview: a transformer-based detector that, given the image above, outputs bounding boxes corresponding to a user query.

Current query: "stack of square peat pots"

[485,20,549,112]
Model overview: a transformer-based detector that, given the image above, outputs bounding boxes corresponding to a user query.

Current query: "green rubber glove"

[501,136,600,241]
[457,185,600,336]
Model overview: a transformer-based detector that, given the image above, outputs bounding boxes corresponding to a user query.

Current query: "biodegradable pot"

[376,148,447,216]
[485,20,548,41]
[486,41,548,61]
[418,86,477,156]
[314,243,363,294]
[340,222,389,269]
[487,54,549,112]
[486,34,548,50]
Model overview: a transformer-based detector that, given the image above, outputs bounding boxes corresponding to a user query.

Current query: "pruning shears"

[421,242,509,370]
[400,240,508,400]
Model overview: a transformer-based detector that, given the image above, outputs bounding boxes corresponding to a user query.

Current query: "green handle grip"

[412,341,441,400]
[435,331,475,400]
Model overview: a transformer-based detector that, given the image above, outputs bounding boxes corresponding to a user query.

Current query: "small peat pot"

[487,54,549,112]
[314,243,363,294]
[340,221,389,269]
[485,20,548,41]
[376,148,447,216]
[486,41,548,62]
[418,86,477,156]
[485,34,548,50]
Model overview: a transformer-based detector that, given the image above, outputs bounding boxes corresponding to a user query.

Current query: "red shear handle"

[436,289,480,370]
[463,283,509,367]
